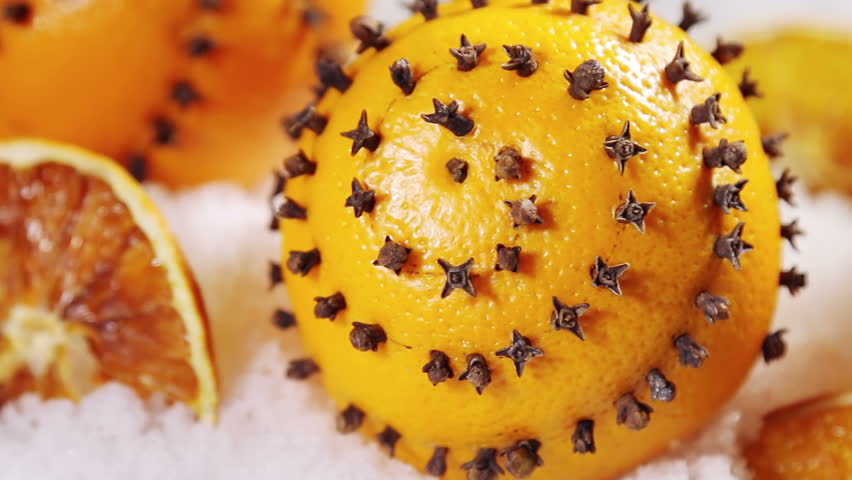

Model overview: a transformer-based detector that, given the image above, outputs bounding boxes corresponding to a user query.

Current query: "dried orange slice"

[0,139,217,421]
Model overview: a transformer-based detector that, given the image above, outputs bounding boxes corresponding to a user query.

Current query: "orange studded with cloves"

[277,1,803,478]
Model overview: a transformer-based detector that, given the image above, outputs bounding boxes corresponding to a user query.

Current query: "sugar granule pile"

[3,0,852,479]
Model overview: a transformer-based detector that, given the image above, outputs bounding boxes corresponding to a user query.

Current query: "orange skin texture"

[746,394,852,479]
[281,1,781,478]
[0,0,363,188]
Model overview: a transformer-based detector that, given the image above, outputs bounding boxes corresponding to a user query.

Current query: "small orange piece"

[280,1,784,478]
[0,139,217,421]
[0,0,363,188]
[745,393,852,479]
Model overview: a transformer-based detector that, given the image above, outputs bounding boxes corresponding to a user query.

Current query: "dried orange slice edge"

[0,139,217,422]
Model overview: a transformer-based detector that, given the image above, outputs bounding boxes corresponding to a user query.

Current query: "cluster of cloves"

[268,0,810,476]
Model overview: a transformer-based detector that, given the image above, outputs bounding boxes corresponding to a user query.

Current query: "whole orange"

[280,1,791,478]
[0,0,364,187]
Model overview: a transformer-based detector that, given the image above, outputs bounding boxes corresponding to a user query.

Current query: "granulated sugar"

[3,1,852,479]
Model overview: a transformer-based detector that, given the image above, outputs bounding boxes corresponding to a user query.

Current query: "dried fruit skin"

[281,1,782,478]
[0,0,364,187]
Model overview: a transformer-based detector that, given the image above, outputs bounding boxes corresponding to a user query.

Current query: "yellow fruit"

[0,0,364,188]
[726,28,852,194]
[745,392,852,479]
[0,139,217,421]
[280,1,787,478]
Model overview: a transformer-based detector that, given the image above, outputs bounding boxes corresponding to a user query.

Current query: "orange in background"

[746,393,852,479]
[0,0,365,188]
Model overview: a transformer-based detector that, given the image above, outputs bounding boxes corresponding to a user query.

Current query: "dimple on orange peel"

[275,1,805,478]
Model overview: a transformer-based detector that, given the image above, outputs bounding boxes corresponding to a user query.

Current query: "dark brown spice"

[462,448,504,480]
[350,16,391,53]
[551,297,590,340]
[572,420,596,454]
[187,35,216,56]
[504,196,544,228]
[714,179,749,213]
[377,426,402,457]
[447,158,469,183]
[604,121,648,175]
[571,0,601,14]
[695,291,731,324]
[564,59,609,100]
[345,178,376,218]
[422,350,454,385]
[715,222,753,271]
[647,369,676,402]
[412,0,438,20]
[390,59,416,95]
[472,0,488,6]
[502,44,538,77]
[502,439,543,479]
[690,93,727,129]
[615,189,655,232]
[776,168,797,206]
[665,42,704,84]
[703,138,747,173]
[762,132,789,159]
[459,353,491,394]
[495,146,523,181]
[711,37,745,65]
[283,151,317,178]
[780,266,807,295]
[153,117,177,145]
[171,81,201,108]
[739,68,762,99]
[200,0,221,10]
[780,219,804,250]
[286,249,321,276]
[495,244,522,272]
[675,334,709,368]
[3,2,31,24]
[451,34,487,72]
[336,404,365,433]
[283,106,327,140]
[277,197,308,220]
[762,330,787,363]
[678,1,707,31]
[615,393,653,430]
[422,98,475,136]
[272,309,297,329]
[628,3,652,43]
[426,447,449,477]
[127,153,148,182]
[313,292,346,320]
[350,322,388,351]
[591,256,629,296]
[286,358,320,380]
[438,258,476,298]
[531,0,548,4]
[341,110,381,155]
[495,330,544,377]
[301,5,326,27]
[373,236,411,274]
[268,262,283,288]
[316,57,352,92]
